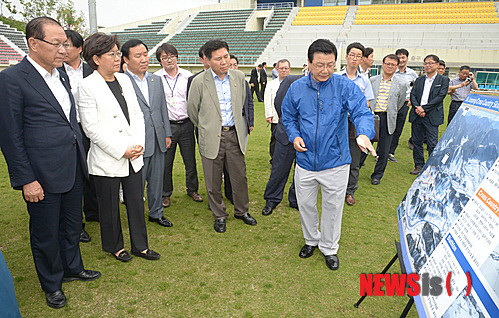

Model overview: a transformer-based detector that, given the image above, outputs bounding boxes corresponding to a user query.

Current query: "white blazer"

[78,72,145,177]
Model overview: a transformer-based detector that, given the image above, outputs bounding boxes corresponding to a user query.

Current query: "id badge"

[169,96,176,107]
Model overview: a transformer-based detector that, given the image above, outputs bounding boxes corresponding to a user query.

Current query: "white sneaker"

[388,154,398,163]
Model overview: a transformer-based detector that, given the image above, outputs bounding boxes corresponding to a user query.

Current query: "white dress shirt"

[264,78,282,123]
[27,55,72,121]
[421,74,436,106]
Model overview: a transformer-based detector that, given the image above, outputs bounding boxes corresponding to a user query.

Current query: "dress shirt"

[264,77,282,123]
[374,78,392,112]
[154,67,192,121]
[27,55,71,121]
[127,70,150,104]
[211,69,234,126]
[336,68,374,101]
[395,66,418,100]
[63,60,84,122]
[420,74,436,106]
[449,77,471,102]
[272,68,279,79]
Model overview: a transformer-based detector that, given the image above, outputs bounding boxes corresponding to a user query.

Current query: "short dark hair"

[64,29,83,48]
[198,44,205,58]
[363,47,373,58]
[82,32,120,70]
[439,60,446,68]
[273,62,277,67]
[155,43,178,63]
[460,65,471,71]
[395,48,409,57]
[307,39,337,62]
[26,17,61,44]
[383,54,399,64]
[257,64,262,68]
[230,54,238,64]
[424,54,439,64]
[346,42,365,55]
[203,39,229,60]
[121,39,148,59]
[262,62,267,67]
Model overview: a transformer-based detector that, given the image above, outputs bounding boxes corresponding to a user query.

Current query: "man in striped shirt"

[368,54,407,185]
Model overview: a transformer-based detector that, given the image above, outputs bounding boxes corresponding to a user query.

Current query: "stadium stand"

[292,6,348,25]
[0,38,23,65]
[355,2,499,25]
[111,19,171,51]
[158,7,292,65]
[0,21,28,53]
[476,71,499,90]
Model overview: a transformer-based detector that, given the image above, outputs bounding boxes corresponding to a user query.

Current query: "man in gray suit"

[187,39,257,233]
[368,54,407,185]
[122,39,173,227]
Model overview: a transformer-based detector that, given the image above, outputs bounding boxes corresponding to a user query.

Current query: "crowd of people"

[0,16,478,310]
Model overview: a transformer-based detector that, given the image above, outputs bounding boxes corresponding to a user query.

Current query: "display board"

[397,94,499,318]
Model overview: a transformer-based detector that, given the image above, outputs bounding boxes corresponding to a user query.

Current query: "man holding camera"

[447,65,478,124]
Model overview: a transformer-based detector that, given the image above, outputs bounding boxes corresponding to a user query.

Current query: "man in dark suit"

[58,29,95,243]
[0,17,100,309]
[261,75,302,216]
[409,54,449,175]
[250,64,263,102]
[260,61,268,97]
[122,39,173,227]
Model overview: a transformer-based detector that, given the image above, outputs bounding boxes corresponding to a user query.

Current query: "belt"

[221,126,235,131]
[170,119,188,124]
[451,100,463,103]
[374,111,387,115]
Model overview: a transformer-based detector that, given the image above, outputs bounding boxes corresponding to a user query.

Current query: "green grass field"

[0,98,455,317]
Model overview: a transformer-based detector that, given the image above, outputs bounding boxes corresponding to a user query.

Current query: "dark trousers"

[79,123,98,221]
[448,100,462,125]
[251,83,262,102]
[260,83,266,98]
[223,165,233,202]
[347,122,362,196]
[269,123,277,160]
[163,119,199,197]
[371,113,393,180]
[263,140,297,208]
[389,101,409,155]
[26,160,84,292]
[93,165,148,254]
[201,129,249,219]
[411,116,439,168]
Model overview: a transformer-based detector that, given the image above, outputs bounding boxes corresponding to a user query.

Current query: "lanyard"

[164,74,178,97]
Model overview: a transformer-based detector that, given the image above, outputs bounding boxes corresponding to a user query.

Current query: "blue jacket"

[282,73,375,172]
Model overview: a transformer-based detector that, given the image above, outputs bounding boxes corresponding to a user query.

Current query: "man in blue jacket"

[282,39,376,271]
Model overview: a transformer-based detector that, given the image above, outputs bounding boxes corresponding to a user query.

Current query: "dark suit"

[409,74,449,167]
[58,62,97,221]
[0,57,87,293]
[260,67,267,97]
[263,75,303,208]
[250,67,262,102]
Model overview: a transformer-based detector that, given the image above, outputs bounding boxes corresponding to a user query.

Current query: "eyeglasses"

[160,55,177,61]
[35,38,70,50]
[105,51,122,58]
[311,62,335,70]
[424,61,436,66]
[278,67,290,71]
[347,53,363,60]
[383,62,398,67]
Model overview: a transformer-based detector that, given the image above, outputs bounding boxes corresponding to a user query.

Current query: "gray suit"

[126,71,172,218]
[370,75,407,134]
[369,74,406,180]
[187,69,249,219]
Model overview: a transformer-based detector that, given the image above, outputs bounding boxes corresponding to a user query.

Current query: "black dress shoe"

[80,228,91,243]
[132,249,161,260]
[325,254,339,270]
[235,213,257,225]
[63,269,101,283]
[371,178,380,185]
[262,205,273,216]
[148,216,173,227]
[289,203,299,210]
[214,219,226,233]
[299,244,316,258]
[45,290,66,308]
[113,250,133,262]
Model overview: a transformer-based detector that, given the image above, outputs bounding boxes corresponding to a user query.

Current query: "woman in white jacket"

[78,33,159,262]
